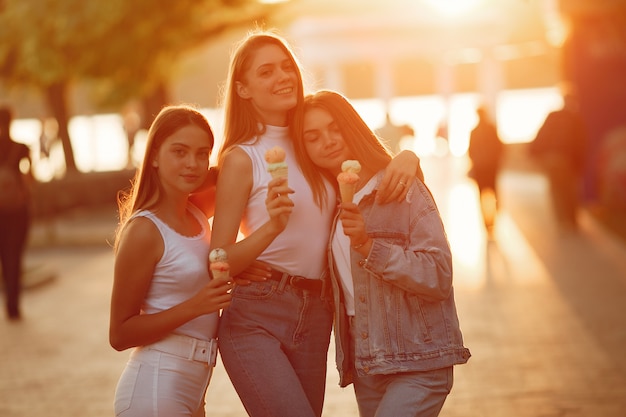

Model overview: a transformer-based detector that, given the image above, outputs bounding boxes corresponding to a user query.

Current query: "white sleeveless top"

[135,204,219,341]
[238,125,335,278]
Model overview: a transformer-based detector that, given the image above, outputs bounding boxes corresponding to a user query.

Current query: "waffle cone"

[210,260,230,281]
[211,268,229,281]
[269,167,288,185]
[339,182,356,203]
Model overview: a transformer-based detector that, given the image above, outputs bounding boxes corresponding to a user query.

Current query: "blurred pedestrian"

[0,106,32,321]
[297,90,470,417]
[109,104,234,416]
[375,111,414,155]
[434,120,451,155]
[468,105,504,234]
[436,121,448,142]
[529,89,588,232]
[122,104,142,168]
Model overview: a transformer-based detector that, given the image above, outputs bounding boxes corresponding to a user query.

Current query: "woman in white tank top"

[110,105,233,417]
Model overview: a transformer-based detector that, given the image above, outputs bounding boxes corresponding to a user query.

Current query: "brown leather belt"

[268,268,325,294]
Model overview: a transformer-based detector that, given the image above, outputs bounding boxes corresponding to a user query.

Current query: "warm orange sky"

[424,0,485,17]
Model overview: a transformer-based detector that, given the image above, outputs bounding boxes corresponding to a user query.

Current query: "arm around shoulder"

[377,150,424,204]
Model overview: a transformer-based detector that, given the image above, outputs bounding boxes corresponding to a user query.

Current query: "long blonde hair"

[217,29,305,166]
[293,90,393,208]
[114,104,214,251]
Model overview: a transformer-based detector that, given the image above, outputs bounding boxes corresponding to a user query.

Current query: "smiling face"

[236,43,299,126]
[153,124,212,196]
[302,106,351,176]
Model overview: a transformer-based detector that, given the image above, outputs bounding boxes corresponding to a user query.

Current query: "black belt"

[268,268,325,294]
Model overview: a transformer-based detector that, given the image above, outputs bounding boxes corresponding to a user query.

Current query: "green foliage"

[0,0,274,108]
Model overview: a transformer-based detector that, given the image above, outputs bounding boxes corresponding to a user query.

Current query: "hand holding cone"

[337,160,361,203]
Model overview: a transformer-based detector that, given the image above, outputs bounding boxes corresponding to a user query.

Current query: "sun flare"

[425,0,484,17]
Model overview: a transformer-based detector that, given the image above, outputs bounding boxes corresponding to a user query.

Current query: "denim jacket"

[329,173,471,387]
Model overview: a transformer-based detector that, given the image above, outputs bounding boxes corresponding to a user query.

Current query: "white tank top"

[135,204,219,340]
[238,125,335,278]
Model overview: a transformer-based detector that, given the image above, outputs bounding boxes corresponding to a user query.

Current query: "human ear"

[236,81,251,99]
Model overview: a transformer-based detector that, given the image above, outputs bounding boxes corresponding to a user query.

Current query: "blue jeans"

[354,367,453,417]
[218,277,333,417]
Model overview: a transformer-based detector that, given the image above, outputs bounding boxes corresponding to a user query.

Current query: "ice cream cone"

[209,248,229,281]
[337,160,361,203]
[265,146,288,185]
[339,182,356,203]
[268,165,288,184]
[210,262,230,281]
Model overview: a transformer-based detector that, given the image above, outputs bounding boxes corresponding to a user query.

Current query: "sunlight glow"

[425,0,484,17]
[12,88,560,180]
[445,183,484,264]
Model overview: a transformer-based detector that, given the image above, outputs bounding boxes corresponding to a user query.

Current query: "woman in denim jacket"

[294,90,471,417]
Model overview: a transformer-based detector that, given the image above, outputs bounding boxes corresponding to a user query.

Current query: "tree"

[0,0,277,173]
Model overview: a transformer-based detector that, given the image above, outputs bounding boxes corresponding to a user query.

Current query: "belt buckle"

[288,275,301,288]
[289,275,321,293]
[196,339,217,367]
[208,339,217,367]
[290,275,313,291]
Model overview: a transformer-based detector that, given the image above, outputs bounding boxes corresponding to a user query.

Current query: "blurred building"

[2,0,624,203]
[284,0,560,117]
[277,0,625,202]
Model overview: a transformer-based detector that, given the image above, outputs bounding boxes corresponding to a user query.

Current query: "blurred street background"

[2,0,626,416]
[2,1,626,216]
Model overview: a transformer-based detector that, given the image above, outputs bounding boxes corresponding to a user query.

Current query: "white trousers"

[114,335,215,417]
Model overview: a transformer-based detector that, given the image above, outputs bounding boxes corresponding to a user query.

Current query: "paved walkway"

[1,154,626,416]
